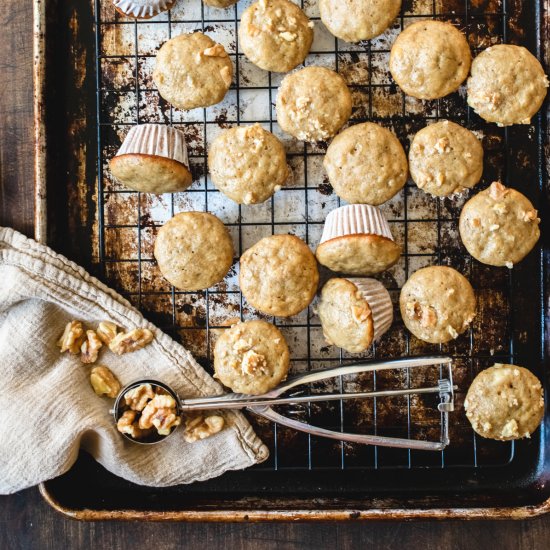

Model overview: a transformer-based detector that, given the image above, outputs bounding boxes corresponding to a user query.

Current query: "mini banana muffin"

[204,0,237,7]
[467,45,549,126]
[319,0,401,42]
[324,122,408,205]
[208,124,289,204]
[409,120,483,197]
[239,0,314,73]
[113,0,175,19]
[316,204,401,275]
[318,278,394,353]
[240,234,319,317]
[389,20,471,99]
[399,266,476,344]
[459,182,540,268]
[214,320,290,394]
[153,32,233,110]
[154,212,234,291]
[465,364,544,441]
[110,124,193,193]
[275,67,352,142]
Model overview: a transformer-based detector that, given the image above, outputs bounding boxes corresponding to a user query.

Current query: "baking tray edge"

[33,0,550,521]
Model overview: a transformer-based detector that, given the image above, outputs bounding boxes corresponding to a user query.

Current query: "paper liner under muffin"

[115,124,189,168]
[347,278,393,341]
[319,204,394,244]
[113,0,173,18]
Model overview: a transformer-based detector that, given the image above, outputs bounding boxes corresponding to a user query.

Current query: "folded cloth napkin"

[0,227,268,494]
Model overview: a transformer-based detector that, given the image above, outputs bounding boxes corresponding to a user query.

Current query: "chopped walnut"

[520,209,539,223]
[435,172,445,187]
[307,21,315,28]
[279,31,297,41]
[446,325,459,339]
[351,302,371,324]
[124,383,156,411]
[139,394,180,437]
[220,65,232,87]
[109,328,153,355]
[241,350,268,376]
[505,261,514,269]
[489,181,508,200]
[489,224,500,232]
[90,365,121,398]
[233,338,252,353]
[57,321,85,354]
[434,137,451,154]
[492,202,508,215]
[81,330,103,364]
[116,410,153,440]
[96,321,118,345]
[203,43,228,58]
[183,414,225,443]
[500,418,519,439]
[406,302,437,327]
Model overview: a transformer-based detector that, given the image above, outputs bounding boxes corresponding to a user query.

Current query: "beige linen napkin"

[0,227,268,494]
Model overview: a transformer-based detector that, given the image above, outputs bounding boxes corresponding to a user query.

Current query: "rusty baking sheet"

[35,0,550,520]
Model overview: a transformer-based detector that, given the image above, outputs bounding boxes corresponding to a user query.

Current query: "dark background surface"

[0,1,549,548]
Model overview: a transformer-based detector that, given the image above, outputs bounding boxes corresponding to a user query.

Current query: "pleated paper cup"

[347,277,393,341]
[113,0,175,19]
[115,124,189,168]
[319,204,394,244]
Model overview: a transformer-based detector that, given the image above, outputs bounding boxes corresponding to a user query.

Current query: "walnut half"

[57,321,85,354]
[184,414,225,443]
[80,330,103,364]
[139,394,181,436]
[117,410,153,440]
[90,365,121,398]
[109,328,154,355]
[124,383,156,411]
[96,321,118,345]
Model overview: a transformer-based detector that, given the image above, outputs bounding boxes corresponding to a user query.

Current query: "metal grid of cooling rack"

[93,0,544,472]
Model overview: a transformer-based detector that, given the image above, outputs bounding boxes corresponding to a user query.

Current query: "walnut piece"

[405,302,437,327]
[117,410,153,440]
[124,383,156,411]
[241,350,267,376]
[351,302,371,324]
[96,321,118,345]
[183,414,225,443]
[203,43,228,58]
[279,31,297,42]
[139,394,181,436]
[109,328,153,355]
[489,181,508,200]
[57,321,85,354]
[434,137,451,154]
[80,330,103,364]
[90,365,121,398]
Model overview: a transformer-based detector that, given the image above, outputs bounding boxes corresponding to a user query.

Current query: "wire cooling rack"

[94,0,544,472]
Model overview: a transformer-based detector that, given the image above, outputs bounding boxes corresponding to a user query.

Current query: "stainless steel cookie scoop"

[112,356,456,450]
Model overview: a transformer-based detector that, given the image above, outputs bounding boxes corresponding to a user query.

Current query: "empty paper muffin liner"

[348,277,394,341]
[113,0,174,18]
[319,204,394,244]
[115,123,189,167]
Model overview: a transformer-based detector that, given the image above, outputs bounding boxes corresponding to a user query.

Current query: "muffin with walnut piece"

[276,66,352,142]
[459,182,540,268]
[408,120,483,198]
[465,364,544,441]
[318,278,394,354]
[239,0,314,73]
[240,234,319,317]
[399,266,476,344]
[153,32,233,110]
[214,320,290,394]
[467,44,548,126]
[208,124,289,205]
